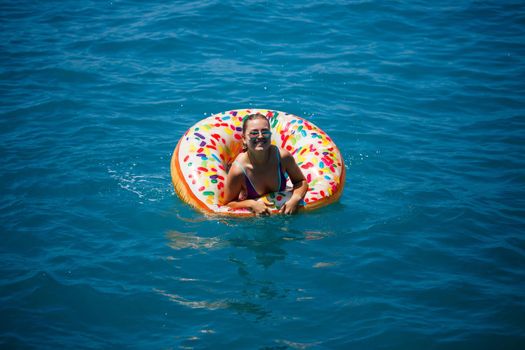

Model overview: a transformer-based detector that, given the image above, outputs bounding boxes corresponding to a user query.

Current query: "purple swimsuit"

[234,149,287,199]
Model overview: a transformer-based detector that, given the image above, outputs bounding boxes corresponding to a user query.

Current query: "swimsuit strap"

[234,149,286,198]
[276,148,289,191]
[233,160,259,197]
[275,148,282,191]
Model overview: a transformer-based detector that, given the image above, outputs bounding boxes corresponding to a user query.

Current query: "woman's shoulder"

[277,146,293,162]
[234,152,249,164]
[228,152,248,175]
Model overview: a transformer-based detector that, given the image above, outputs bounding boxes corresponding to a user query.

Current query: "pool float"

[170,109,345,216]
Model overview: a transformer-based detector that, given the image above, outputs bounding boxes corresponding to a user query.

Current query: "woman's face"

[243,117,272,152]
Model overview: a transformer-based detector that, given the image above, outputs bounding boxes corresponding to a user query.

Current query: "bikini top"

[234,148,287,199]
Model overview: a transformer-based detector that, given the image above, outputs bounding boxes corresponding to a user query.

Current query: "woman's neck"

[247,147,271,167]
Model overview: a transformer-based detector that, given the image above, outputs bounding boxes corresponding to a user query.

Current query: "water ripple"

[2,0,525,348]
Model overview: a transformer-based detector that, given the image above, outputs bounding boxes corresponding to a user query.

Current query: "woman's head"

[241,113,272,152]
[242,113,270,133]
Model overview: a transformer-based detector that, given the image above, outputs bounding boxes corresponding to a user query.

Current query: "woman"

[222,113,308,215]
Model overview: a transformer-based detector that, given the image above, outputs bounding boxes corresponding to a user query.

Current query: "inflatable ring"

[171,109,345,216]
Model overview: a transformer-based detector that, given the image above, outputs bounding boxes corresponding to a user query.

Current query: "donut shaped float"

[171,109,345,216]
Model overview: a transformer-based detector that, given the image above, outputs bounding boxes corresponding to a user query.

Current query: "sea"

[1,1,524,349]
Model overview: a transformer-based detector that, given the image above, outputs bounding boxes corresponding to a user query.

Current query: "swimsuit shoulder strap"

[233,160,247,175]
[275,147,288,191]
[275,147,282,191]
[233,160,258,195]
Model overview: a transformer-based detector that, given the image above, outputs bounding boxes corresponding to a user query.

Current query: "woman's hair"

[241,113,270,152]
[242,113,269,134]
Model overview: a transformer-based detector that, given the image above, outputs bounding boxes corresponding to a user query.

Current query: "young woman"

[222,113,308,215]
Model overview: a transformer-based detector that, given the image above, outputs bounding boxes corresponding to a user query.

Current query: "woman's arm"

[279,149,309,214]
[225,198,272,215]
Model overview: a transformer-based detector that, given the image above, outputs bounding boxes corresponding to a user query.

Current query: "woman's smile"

[252,138,270,151]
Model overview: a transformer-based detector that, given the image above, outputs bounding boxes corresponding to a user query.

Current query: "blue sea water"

[1,0,525,349]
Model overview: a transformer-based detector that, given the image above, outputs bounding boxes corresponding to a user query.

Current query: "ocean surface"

[1,1,525,349]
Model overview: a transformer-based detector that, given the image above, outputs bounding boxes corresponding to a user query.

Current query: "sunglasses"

[248,130,272,139]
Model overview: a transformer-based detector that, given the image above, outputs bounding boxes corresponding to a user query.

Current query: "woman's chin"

[255,144,270,151]
[251,140,270,151]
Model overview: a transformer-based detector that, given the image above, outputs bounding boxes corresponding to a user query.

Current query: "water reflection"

[154,288,227,310]
[154,288,270,320]
[162,218,334,321]
[166,230,224,250]
[228,231,289,268]
[165,219,334,267]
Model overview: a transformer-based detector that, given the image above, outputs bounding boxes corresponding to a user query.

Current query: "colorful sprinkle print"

[173,109,345,214]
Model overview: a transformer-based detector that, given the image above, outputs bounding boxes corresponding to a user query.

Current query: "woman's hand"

[251,200,273,216]
[279,197,301,215]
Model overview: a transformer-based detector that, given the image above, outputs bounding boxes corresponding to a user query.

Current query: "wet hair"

[241,113,270,152]
[242,113,270,134]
